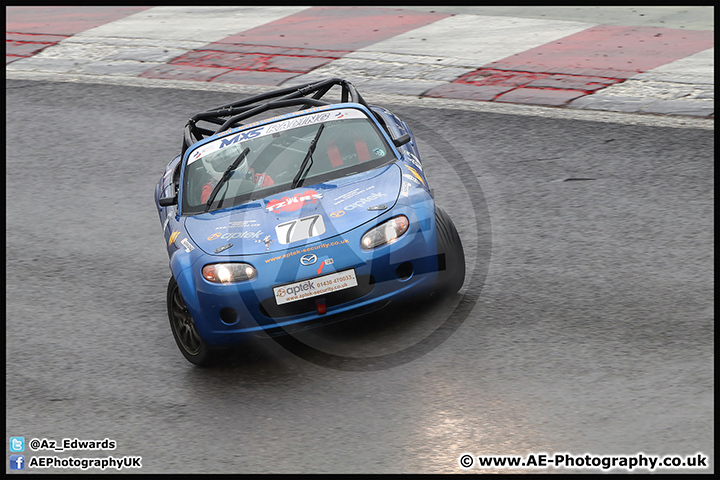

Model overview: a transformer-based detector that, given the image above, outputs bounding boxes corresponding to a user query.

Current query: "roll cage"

[158,78,412,210]
[181,78,397,156]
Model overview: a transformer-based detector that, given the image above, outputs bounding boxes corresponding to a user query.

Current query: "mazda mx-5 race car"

[155,78,465,366]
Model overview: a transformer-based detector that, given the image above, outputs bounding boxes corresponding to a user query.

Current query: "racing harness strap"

[355,139,370,162]
[327,141,343,168]
[327,139,370,168]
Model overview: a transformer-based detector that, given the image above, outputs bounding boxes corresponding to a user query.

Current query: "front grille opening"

[219,307,238,325]
[396,262,413,280]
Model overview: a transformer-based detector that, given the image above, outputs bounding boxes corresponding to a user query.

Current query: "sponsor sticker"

[404,173,421,186]
[180,238,194,253]
[266,190,322,213]
[273,269,358,305]
[207,230,263,241]
[187,108,368,165]
[342,192,386,211]
[405,151,423,171]
[316,257,334,275]
[264,239,349,263]
[333,185,376,205]
[265,112,332,135]
[257,235,274,251]
[406,165,426,186]
[214,220,261,230]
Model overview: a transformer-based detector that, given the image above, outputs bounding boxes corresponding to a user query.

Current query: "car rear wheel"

[435,206,465,294]
[167,277,225,367]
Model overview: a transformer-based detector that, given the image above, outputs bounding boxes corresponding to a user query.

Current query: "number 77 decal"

[275,214,326,244]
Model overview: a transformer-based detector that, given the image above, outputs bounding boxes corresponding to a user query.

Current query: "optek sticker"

[207,230,264,241]
[342,192,386,211]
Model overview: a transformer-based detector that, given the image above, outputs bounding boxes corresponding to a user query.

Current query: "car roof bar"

[181,78,369,154]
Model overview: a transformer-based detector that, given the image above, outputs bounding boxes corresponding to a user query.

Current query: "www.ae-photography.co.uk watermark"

[458,452,710,472]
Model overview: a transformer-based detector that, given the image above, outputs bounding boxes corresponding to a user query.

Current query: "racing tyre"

[435,206,465,294]
[167,277,226,367]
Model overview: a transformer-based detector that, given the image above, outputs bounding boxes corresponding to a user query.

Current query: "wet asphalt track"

[5,79,713,473]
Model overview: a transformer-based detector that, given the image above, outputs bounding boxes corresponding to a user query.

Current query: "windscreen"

[182,107,394,214]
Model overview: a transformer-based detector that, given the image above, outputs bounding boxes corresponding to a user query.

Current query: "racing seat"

[326,137,370,169]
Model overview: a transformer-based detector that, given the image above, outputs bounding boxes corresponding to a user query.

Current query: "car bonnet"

[185,163,401,256]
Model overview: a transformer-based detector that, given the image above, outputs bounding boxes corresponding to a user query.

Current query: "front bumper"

[174,206,439,347]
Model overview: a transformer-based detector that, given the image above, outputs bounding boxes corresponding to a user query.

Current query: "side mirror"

[159,195,177,207]
[392,133,411,147]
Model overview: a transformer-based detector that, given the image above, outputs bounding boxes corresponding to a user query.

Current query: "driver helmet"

[202,148,249,181]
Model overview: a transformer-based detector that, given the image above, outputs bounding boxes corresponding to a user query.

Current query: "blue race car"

[155,78,464,366]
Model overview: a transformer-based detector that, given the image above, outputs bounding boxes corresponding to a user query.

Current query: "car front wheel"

[434,206,465,294]
[167,276,225,367]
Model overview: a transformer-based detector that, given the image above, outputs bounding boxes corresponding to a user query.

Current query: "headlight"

[202,263,257,283]
[361,215,409,250]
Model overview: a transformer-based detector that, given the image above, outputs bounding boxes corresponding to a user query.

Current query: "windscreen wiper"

[204,147,250,212]
[292,123,325,189]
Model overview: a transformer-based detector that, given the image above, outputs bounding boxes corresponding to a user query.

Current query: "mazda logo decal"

[300,254,318,266]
